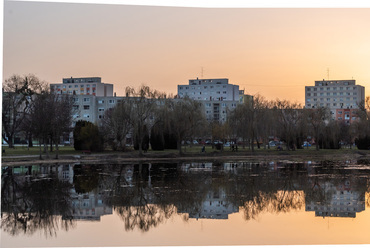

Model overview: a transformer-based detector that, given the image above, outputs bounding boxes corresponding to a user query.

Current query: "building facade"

[178,78,239,101]
[177,78,251,123]
[305,79,365,123]
[50,77,114,97]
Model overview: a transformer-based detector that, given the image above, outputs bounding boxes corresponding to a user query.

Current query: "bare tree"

[166,97,207,155]
[100,99,133,151]
[272,99,306,150]
[306,107,330,150]
[125,85,164,156]
[28,92,74,159]
[2,74,47,148]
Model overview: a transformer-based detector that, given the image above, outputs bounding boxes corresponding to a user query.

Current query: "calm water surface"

[2,159,370,247]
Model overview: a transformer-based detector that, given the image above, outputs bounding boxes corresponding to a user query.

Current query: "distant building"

[305,79,365,124]
[177,78,252,123]
[50,77,114,97]
[178,78,239,101]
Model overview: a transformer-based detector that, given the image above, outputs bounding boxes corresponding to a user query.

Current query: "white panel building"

[178,78,239,101]
[50,77,114,97]
[305,79,365,121]
[305,79,365,110]
[177,78,247,123]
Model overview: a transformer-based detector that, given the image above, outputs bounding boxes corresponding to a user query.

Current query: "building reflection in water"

[305,180,365,218]
[2,160,370,237]
[178,162,239,219]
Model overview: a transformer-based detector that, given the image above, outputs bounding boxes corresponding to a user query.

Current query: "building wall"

[335,108,359,124]
[305,79,365,120]
[50,77,114,97]
[178,78,240,101]
[201,100,238,122]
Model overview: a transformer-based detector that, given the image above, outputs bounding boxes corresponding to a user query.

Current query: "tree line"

[3,74,370,157]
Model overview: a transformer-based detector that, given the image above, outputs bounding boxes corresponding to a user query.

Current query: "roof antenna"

[327,68,330,80]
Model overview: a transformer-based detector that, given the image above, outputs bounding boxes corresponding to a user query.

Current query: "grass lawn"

[1,143,367,158]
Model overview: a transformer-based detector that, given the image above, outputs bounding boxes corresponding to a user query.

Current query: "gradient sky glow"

[3,1,370,103]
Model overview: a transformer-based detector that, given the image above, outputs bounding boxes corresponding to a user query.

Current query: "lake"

[1,159,370,247]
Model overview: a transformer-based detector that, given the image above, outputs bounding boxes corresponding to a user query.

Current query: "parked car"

[193,140,199,145]
[269,141,277,147]
[302,141,311,147]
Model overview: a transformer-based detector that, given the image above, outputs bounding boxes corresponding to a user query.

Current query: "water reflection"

[2,160,370,237]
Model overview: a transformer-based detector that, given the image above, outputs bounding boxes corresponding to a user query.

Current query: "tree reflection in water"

[2,160,370,237]
[1,165,75,237]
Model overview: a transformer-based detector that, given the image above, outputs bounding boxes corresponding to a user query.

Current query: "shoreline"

[2,149,370,166]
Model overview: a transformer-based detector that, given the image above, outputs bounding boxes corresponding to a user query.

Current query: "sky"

[3,1,370,103]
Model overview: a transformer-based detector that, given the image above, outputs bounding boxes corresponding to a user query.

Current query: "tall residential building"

[305,79,365,123]
[177,78,239,101]
[50,77,114,97]
[177,78,252,123]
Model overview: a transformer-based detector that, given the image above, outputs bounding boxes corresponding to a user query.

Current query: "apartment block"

[305,79,365,123]
[50,77,114,97]
[177,78,251,123]
[178,78,240,101]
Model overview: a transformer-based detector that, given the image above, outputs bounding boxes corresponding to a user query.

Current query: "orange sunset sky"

[3,1,370,104]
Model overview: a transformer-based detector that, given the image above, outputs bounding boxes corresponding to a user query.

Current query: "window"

[73,105,79,110]
[98,108,104,112]
[307,93,311,96]
[327,98,330,101]
[109,100,115,104]
[223,91,227,94]
[83,98,90,102]
[83,114,90,118]
[73,97,79,102]
[83,105,90,110]
[98,100,105,104]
